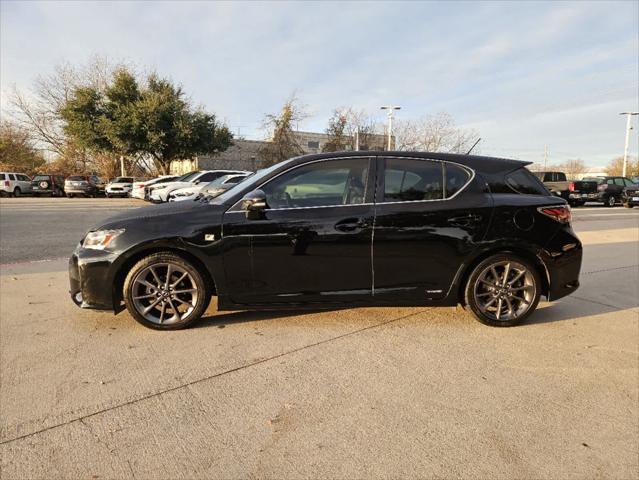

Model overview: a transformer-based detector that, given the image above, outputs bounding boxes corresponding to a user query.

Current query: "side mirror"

[241,189,267,220]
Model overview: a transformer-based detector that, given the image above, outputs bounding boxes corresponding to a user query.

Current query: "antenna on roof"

[466,138,481,155]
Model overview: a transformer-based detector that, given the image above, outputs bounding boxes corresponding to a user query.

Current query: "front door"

[221,157,375,306]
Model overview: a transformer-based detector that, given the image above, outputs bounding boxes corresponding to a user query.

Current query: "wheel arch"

[111,244,216,311]
[454,246,550,305]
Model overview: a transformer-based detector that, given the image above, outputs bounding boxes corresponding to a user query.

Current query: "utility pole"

[380,105,401,151]
[619,112,638,177]
[544,145,548,170]
[120,155,125,176]
[354,128,360,151]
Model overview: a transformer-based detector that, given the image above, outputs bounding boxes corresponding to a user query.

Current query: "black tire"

[13,187,21,197]
[123,252,211,330]
[0,190,7,198]
[606,195,616,207]
[464,253,542,327]
[67,194,74,198]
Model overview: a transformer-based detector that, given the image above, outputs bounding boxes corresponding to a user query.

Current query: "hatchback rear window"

[33,175,49,181]
[505,168,548,195]
[112,177,133,183]
[67,176,86,181]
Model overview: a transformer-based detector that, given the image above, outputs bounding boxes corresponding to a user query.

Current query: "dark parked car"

[585,176,637,207]
[31,174,65,196]
[531,171,598,207]
[65,175,100,198]
[69,152,582,330]
[623,182,639,208]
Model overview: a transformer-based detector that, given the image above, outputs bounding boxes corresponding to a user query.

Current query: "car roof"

[284,151,531,175]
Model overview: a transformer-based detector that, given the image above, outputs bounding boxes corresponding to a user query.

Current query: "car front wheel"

[123,252,211,330]
[465,254,541,327]
[606,195,616,207]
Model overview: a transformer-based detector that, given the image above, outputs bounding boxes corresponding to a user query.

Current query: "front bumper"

[69,246,118,310]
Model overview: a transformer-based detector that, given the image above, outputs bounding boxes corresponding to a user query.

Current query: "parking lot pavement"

[0,199,637,478]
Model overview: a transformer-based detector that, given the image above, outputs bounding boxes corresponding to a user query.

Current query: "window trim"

[227,155,476,213]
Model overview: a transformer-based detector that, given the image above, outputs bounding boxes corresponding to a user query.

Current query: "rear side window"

[8,174,16,181]
[505,168,548,195]
[444,164,471,198]
[614,178,625,186]
[384,158,443,201]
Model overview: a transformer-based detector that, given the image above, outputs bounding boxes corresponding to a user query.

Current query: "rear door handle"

[335,218,365,232]
[447,214,482,226]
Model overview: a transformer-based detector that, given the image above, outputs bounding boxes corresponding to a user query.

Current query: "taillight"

[538,205,572,224]
[568,182,575,192]
[135,183,144,188]
[3,181,8,187]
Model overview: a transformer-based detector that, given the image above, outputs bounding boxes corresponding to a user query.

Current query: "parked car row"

[144,170,253,203]
[532,171,639,207]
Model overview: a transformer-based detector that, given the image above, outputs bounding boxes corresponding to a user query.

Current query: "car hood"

[89,200,224,231]
[152,181,192,191]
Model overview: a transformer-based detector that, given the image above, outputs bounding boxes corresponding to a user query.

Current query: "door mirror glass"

[241,189,268,220]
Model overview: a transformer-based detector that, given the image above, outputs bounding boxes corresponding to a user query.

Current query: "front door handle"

[335,218,365,232]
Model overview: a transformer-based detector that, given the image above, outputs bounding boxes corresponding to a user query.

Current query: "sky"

[1,0,637,167]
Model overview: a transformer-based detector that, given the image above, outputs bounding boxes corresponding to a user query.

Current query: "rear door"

[372,156,491,303]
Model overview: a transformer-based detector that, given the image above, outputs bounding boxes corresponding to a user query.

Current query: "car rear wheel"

[123,252,211,330]
[13,187,21,197]
[606,195,616,207]
[465,254,541,327]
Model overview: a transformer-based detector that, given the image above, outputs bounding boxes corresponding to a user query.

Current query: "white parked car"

[105,177,136,198]
[168,173,251,202]
[131,175,178,200]
[149,170,250,203]
[0,172,32,197]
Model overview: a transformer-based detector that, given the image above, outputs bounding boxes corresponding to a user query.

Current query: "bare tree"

[260,95,308,166]
[605,156,639,176]
[322,107,380,152]
[394,112,479,153]
[558,159,586,180]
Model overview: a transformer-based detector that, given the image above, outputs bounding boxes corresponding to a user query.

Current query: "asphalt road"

[1,197,638,264]
[0,197,637,479]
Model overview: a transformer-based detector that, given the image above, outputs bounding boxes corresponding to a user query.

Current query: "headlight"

[174,191,193,197]
[82,229,125,250]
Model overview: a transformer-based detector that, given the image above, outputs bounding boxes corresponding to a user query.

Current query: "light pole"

[380,105,401,150]
[620,112,638,177]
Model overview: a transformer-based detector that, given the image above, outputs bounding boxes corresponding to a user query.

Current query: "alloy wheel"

[608,196,616,207]
[131,263,199,325]
[473,260,536,322]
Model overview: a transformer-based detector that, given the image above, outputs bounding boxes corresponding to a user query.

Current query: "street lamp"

[380,105,401,151]
[619,112,638,177]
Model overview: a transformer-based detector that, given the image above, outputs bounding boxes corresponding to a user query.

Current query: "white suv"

[149,170,249,203]
[0,172,32,197]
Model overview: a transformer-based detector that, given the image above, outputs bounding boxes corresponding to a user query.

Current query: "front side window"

[384,158,443,202]
[262,158,369,209]
[614,178,625,186]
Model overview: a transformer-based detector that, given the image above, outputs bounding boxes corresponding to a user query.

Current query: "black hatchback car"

[69,152,582,330]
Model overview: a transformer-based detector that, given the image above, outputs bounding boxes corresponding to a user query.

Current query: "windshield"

[202,174,244,190]
[112,177,133,183]
[175,171,199,182]
[208,161,292,205]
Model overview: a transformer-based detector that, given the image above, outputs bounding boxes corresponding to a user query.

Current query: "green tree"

[0,121,46,174]
[59,68,233,174]
[260,96,306,166]
[322,110,349,152]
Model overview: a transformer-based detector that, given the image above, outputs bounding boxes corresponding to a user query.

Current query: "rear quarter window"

[0,174,5,180]
[505,168,548,195]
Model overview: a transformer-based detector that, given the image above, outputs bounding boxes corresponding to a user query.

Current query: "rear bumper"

[540,226,582,301]
[69,247,117,310]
